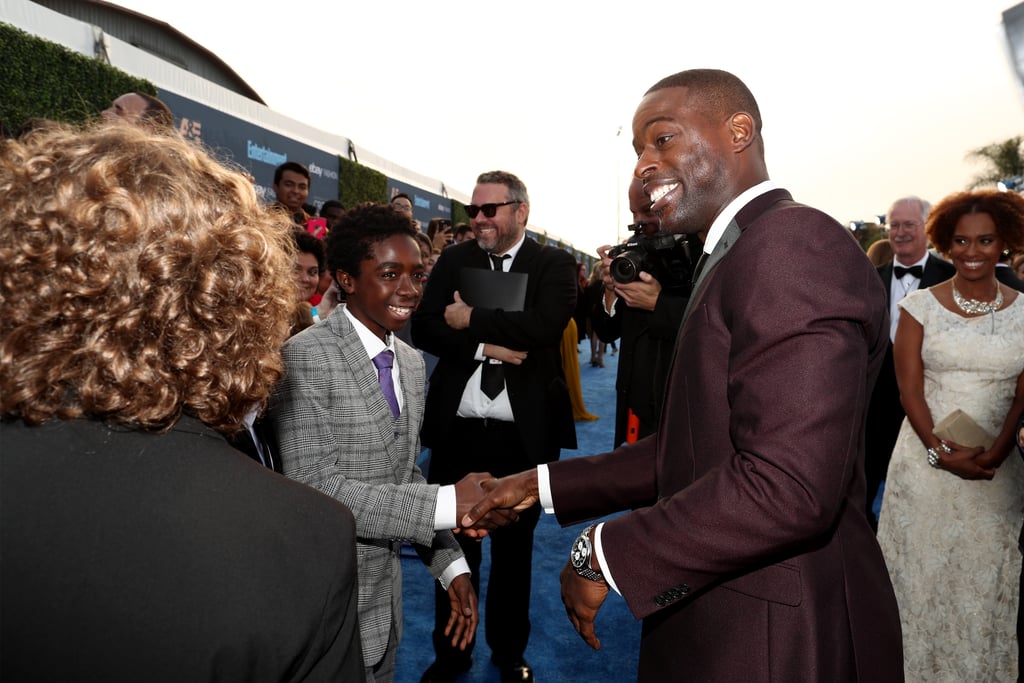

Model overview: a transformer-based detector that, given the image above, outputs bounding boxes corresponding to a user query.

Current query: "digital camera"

[607,232,681,284]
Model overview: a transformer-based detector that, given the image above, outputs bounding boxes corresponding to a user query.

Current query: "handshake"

[450,468,613,651]
[450,470,540,538]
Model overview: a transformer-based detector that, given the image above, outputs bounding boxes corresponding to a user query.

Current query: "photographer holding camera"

[593,177,698,447]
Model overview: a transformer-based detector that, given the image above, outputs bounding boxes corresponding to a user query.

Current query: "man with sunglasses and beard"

[411,171,577,683]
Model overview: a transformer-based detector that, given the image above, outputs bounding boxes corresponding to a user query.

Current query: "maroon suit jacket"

[549,189,903,682]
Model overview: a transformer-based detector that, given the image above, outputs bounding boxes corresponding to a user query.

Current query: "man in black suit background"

[412,171,577,683]
[864,195,955,528]
[997,249,1024,291]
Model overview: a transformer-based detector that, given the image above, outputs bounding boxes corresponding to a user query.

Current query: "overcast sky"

[111,0,1024,252]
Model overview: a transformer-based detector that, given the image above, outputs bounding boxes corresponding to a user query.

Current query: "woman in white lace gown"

[878,189,1024,681]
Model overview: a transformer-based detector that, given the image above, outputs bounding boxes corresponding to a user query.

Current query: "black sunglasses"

[465,200,520,219]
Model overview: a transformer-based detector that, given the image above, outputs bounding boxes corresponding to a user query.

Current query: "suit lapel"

[877,263,894,301]
[680,220,741,324]
[509,237,538,273]
[468,243,491,269]
[393,342,422,473]
[328,312,402,467]
[921,254,947,287]
[680,189,793,326]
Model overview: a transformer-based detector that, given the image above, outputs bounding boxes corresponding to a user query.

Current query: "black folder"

[459,267,527,311]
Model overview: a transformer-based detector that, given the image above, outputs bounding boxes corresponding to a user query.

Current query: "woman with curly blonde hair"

[0,123,298,431]
[0,122,363,680]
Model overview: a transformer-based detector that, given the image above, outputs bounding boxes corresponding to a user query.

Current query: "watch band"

[570,524,605,582]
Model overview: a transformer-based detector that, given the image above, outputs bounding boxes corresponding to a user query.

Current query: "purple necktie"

[372,350,400,419]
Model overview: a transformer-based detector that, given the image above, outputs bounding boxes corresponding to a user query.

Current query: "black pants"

[427,417,545,668]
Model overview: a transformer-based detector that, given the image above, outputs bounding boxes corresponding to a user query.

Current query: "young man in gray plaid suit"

[271,204,505,683]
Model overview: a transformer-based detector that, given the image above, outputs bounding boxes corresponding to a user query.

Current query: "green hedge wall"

[0,22,154,131]
[0,22,463,221]
[451,201,468,225]
[338,156,387,207]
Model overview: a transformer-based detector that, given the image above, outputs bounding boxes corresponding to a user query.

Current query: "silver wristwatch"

[570,525,604,582]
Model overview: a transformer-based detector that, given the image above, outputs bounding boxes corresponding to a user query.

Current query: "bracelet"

[926,443,952,468]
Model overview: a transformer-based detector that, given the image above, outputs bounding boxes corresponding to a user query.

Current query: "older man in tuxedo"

[863,196,955,528]
[412,171,577,683]
[463,69,903,682]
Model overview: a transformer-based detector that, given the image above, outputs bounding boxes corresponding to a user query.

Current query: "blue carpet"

[395,347,641,682]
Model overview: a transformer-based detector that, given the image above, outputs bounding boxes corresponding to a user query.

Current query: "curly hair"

[326,203,419,278]
[0,122,297,433]
[926,190,1024,255]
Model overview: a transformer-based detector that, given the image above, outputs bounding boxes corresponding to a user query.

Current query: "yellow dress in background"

[561,319,598,422]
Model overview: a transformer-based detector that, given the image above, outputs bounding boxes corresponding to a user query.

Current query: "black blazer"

[224,416,283,473]
[863,254,956,514]
[997,264,1024,292]
[412,237,577,464]
[593,290,689,448]
[871,254,957,422]
[1,416,363,682]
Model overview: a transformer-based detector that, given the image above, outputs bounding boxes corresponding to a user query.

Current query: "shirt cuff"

[593,523,620,595]
[541,467,619,594]
[434,484,456,530]
[438,558,471,591]
[474,343,486,361]
[537,464,555,514]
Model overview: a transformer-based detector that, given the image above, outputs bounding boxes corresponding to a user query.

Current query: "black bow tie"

[894,265,923,279]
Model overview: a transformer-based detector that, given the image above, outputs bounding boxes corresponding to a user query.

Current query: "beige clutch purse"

[933,409,995,450]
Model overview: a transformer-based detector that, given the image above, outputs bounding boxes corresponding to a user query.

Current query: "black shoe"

[419,658,472,683]
[498,658,534,683]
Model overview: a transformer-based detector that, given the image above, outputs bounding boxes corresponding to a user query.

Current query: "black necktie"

[489,253,509,272]
[481,358,504,400]
[894,265,923,279]
[481,254,510,399]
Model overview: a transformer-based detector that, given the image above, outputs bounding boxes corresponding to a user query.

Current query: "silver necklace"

[952,281,1003,316]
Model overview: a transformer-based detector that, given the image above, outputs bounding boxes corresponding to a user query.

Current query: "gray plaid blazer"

[270,308,463,666]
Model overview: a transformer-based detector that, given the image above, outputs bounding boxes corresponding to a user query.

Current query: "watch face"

[571,536,589,569]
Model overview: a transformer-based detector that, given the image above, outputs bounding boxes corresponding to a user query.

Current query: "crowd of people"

[2,73,1024,683]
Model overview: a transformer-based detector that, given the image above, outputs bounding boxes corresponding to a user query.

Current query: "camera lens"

[610,251,644,284]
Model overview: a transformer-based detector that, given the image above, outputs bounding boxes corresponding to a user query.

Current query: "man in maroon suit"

[462,69,904,681]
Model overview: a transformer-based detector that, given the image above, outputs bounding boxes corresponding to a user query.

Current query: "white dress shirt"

[888,254,930,343]
[455,233,527,422]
